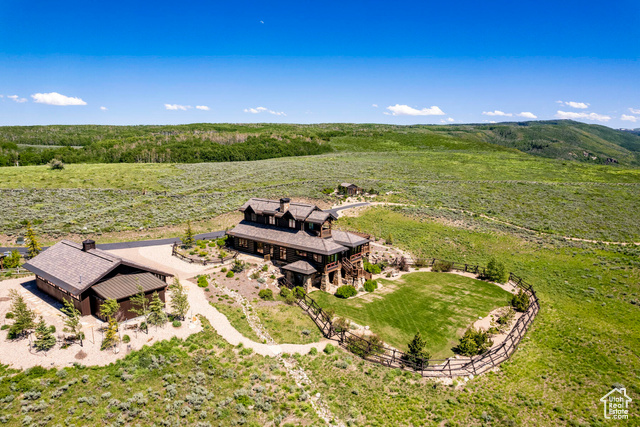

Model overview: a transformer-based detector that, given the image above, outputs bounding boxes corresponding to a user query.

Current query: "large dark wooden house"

[227,198,370,292]
[24,240,172,321]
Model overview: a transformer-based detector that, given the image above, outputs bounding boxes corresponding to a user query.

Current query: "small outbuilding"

[339,183,363,196]
[23,239,172,320]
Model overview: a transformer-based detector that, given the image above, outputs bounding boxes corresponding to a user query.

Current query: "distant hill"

[428,120,640,165]
[1,120,639,167]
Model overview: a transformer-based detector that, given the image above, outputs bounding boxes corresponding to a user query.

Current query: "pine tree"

[60,298,84,345]
[148,292,168,326]
[33,316,56,351]
[130,285,151,332]
[404,331,431,366]
[25,221,42,259]
[8,289,36,339]
[183,221,195,247]
[169,278,190,320]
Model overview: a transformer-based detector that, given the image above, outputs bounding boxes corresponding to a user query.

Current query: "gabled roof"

[282,260,317,275]
[227,221,348,255]
[306,210,337,224]
[23,240,172,296]
[331,230,370,248]
[240,198,329,222]
[92,272,168,301]
[340,183,358,188]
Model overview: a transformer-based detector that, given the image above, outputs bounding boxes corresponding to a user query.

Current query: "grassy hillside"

[2,121,640,167]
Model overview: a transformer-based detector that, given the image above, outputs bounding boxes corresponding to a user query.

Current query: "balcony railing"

[324,261,341,273]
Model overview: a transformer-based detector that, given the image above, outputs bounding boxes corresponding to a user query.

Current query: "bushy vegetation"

[511,289,531,312]
[431,260,453,272]
[334,285,358,299]
[482,257,507,282]
[455,327,493,356]
[257,289,273,300]
[363,279,378,293]
[363,260,381,274]
[7,289,36,339]
[197,275,208,288]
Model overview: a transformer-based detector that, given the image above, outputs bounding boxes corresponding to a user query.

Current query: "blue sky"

[1,0,639,127]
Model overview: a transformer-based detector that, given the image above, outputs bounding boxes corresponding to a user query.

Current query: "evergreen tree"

[8,289,36,339]
[60,298,84,345]
[404,331,431,366]
[483,257,507,283]
[148,292,168,326]
[169,278,190,320]
[25,221,42,259]
[33,316,56,351]
[130,285,151,332]
[183,221,195,247]
[386,233,393,245]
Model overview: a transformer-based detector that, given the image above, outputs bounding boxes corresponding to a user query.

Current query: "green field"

[256,304,323,345]
[313,272,511,358]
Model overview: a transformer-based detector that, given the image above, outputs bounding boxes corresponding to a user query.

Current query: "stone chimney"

[280,198,290,213]
[82,239,96,252]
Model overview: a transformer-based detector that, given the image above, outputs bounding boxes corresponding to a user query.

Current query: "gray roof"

[92,272,167,300]
[340,183,359,188]
[306,210,334,224]
[282,260,317,275]
[227,221,348,255]
[240,198,332,222]
[23,240,172,296]
[331,230,370,248]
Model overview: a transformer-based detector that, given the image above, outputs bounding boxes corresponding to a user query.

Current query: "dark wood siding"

[93,289,166,321]
[36,276,92,315]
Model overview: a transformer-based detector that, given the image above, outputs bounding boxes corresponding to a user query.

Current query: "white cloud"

[447,117,454,122]
[629,108,640,115]
[100,106,108,111]
[482,110,512,117]
[555,110,611,122]
[243,106,286,116]
[8,95,28,103]
[195,105,210,111]
[385,104,445,116]
[517,112,537,119]
[621,114,637,122]
[557,100,589,109]
[372,104,378,108]
[164,104,191,110]
[31,92,86,106]
[482,120,498,124]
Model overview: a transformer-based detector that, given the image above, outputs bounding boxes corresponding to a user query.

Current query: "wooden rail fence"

[295,263,539,378]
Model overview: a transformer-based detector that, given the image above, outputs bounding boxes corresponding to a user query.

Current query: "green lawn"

[312,272,511,358]
[256,303,323,345]
[209,301,262,342]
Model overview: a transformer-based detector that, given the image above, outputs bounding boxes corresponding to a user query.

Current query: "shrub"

[221,267,227,272]
[49,325,56,333]
[122,335,130,343]
[5,312,14,319]
[323,344,335,354]
[250,272,260,280]
[363,261,382,275]
[47,158,64,170]
[279,287,292,298]
[456,328,493,356]
[496,307,515,327]
[309,347,318,356]
[261,265,269,272]
[173,320,182,328]
[231,259,245,273]
[0,325,8,330]
[432,260,453,272]
[511,290,530,312]
[226,271,234,278]
[363,280,378,293]
[482,257,507,283]
[346,333,385,358]
[258,289,273,300]
[335,285,357,299]
[284,294,296,305]
[197,276,208,288]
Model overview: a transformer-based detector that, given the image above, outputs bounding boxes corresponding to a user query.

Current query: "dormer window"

[268,215,275,225]
[289,219,295,228]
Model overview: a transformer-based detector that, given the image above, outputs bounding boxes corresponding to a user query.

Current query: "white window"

[251,213,257,222]
[289,219,295,228]
[268,215,275,225]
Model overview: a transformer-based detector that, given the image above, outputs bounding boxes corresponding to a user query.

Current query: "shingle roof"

[281,260,317,275]
[92,272,168,300]
[23,240,172,296]
[307,210,334,224]
[331,230,370,248]
[240,198,322,221]
[227,221,348,255]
